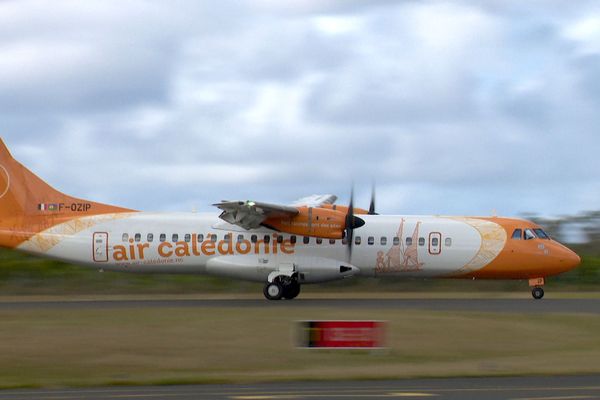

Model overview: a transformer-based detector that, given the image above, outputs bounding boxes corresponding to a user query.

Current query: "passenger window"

[432,237,439,246]
[329,239,336,245]
[393,237,400,246]
[147,233,154,242]
[134,233,141,242]
[211,234,217,242]
[380,237,387,245]
[159,234,166,242]
[237,234,244,242]
[368,236,374,245]
[184,234,191,243]
[122,233,129,242]
[524,229,536,240]
[406,237,412,246]
[224,233,232,242]
[303,236,310,244]
[251,234,257,243]
[277,235,283,244]
[512,229,522,240]
[264,235,270,243]
[172,234,179,242]
[445,237,452,247]
[355,236,361,245]
[291,236,297,244]
[534,229,550,239]
[197,234,204,242]
[316,238,323,244]
[418,237,425,246]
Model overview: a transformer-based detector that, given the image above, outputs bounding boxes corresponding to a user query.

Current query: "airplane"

[0,138,580,300]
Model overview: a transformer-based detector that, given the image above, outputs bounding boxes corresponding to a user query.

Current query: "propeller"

[344,187,365,260]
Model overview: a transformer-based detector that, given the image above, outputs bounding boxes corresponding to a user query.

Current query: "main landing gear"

[263,276,301,301]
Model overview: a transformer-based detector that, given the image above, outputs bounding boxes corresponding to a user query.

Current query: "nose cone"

[565,250,581,270]
[556,245,581,272]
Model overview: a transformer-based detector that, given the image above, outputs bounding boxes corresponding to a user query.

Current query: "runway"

[0,298,599,313]
[0,376,599,400]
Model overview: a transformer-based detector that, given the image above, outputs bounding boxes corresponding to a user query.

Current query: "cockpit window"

[524,229,536,240]
[511,229,522,240]
[534,229,550,239]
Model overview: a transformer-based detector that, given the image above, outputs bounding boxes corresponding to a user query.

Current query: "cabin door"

[93,232,109,262]
[428,232,442,255]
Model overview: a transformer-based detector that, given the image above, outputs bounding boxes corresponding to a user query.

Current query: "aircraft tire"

[263,282,284,300]
[532,287,544,300]
[283,282,301,300]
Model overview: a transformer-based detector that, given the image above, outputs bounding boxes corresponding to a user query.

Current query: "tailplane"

[0,138,133,248]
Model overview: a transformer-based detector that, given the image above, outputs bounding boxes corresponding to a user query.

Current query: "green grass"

[0,306,599,388]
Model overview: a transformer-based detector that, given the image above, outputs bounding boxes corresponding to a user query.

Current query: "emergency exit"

[429,232,442,255]
[93,232,109,262]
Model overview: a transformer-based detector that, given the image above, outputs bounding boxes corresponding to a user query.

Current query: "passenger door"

[428,232,442,255]
[93,232,109,262]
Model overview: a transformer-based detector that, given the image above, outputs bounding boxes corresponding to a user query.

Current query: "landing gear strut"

[532,286,544,300]
[263,276,301,301]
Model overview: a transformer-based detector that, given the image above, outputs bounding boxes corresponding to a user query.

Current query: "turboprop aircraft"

[0,138,580,300]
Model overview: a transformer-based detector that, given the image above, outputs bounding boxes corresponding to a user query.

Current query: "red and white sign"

[297,320,387,349]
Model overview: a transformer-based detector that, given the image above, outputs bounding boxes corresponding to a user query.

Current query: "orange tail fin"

[0,138,133,248]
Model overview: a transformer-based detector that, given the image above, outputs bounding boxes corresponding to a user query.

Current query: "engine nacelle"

[264,206,347,239]
[319,204,370,215]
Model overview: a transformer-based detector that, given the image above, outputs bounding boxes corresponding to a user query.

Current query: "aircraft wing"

[213,200,300,230]
[290,194,337,207]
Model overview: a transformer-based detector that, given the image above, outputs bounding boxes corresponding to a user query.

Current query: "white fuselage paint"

[18,213,502,284]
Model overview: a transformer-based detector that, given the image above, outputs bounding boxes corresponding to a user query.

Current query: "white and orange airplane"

[0,138,580,300]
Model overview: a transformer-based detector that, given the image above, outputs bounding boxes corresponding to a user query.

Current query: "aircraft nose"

[567,251,581,270]
[558,246,581,271]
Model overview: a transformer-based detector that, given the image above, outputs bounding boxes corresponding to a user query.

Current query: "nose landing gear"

[529,277,545,300]
[531,286,544,300]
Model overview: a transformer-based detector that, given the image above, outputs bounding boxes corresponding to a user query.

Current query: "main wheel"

[283,282,301,300]
[263,282,284,300]
[532,287,544,300]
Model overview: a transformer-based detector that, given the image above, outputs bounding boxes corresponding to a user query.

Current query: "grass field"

[0,305,599,389]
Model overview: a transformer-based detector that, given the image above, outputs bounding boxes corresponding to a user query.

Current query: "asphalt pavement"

[0,297,598,313]
[0,375,599,400]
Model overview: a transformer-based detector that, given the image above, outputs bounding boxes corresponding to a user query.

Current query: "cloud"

[1,0,598,218]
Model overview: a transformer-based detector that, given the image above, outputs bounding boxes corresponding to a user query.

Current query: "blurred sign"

[297,320,386,349]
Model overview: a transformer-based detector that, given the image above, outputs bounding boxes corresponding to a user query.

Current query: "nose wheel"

[532,286,544,300]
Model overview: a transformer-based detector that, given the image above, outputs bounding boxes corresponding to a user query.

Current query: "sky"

[0,0,598,217]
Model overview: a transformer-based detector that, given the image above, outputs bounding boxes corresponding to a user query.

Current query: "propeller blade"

[368,183,377,215]
[345,187,358,260]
